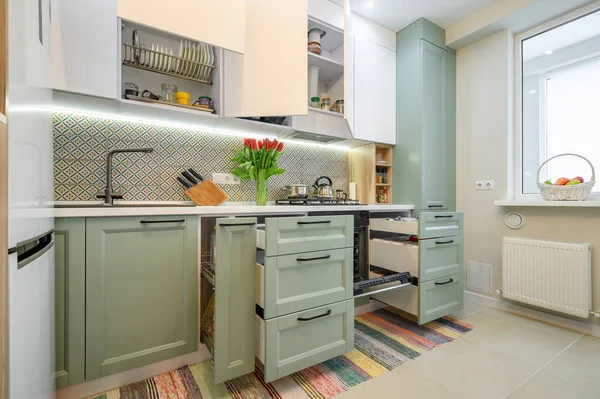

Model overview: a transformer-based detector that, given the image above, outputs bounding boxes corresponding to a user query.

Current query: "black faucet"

[97,148,154,205]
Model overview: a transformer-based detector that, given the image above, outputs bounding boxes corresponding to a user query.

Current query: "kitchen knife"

[188,168,204,182]
[181,170,199,185]
[177,176,193,189]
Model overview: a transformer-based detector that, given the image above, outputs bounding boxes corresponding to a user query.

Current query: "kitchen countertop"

[52,201,414,218]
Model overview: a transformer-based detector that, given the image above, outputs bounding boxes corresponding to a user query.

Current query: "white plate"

[206,44,214,81]
[176,39,183,73]
[150,44,155,68]
[198,43,206,80]
[191,43,199,77]
[167,49,174,72]
[183,41,191,76]
[195,43,203,79]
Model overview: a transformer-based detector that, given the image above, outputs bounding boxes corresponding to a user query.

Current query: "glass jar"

[310,96,320,108]
[321,97,331,111]
[161,83,178,103]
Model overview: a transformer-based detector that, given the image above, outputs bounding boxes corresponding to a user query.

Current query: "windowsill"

[495,200,600,207]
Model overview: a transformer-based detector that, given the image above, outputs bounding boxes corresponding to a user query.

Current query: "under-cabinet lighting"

[365,1,375,9]
[544,49,554,55]
[529,90,537,94]
[9,105,349,151]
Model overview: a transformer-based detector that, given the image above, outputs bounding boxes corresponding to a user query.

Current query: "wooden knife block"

[185,180,229,206]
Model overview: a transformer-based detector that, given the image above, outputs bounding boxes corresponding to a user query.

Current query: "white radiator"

[502,237,592,318]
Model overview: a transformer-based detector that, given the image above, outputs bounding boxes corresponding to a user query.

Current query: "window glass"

[522,11,600,193]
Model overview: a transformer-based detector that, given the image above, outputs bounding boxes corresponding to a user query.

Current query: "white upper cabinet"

[223,0,307,117]
[343,0,355,134]
[354,37,396,144]
[51,0,119,99]
[117,0,247,54]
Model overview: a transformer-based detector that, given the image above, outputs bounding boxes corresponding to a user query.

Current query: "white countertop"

[52,201,414,218]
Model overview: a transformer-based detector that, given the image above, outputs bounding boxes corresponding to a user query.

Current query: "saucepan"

[283,184,310,198]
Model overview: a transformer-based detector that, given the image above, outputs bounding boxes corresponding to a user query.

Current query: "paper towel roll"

[349,182,357,200]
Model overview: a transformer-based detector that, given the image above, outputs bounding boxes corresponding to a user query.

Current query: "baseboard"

[57,345,212,399]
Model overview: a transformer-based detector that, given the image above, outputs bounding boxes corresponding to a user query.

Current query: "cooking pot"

[283,184,310,198]
[313,176,334,199]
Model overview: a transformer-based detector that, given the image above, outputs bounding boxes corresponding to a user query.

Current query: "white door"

[117,0,247,54]
[223,0,307,117]
[8,0,54,249]
[354,38,396,144]
[344,0,355,134]
[51,0,119,99]
[8,244,55,399]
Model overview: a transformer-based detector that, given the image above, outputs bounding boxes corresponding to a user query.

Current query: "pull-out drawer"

[258,300,354,383]
[264,215,354,256]
[420,236,463,282]
[419,273,463,324]
[370,238,418,276]
[370,212,463,239]
[263,248,353,319]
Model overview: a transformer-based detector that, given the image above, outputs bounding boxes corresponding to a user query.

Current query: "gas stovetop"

[275,198,365,206]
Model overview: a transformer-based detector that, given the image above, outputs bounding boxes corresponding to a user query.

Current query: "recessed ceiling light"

[365,1,375,9]
[529,90,537,94]
[545,49,554,55]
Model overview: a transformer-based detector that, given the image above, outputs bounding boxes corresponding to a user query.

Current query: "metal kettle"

[313,176,334,199]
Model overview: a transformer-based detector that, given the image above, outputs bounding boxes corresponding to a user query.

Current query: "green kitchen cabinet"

[53,218,86,389]
[393,18,456,213]
[85,216,198,380]
[419,273,463,324]
[213,218,257,384]
[419,236,463,282]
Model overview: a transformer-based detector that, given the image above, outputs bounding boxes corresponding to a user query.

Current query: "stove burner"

[275,198,364,205]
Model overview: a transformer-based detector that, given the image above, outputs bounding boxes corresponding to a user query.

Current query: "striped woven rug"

[87,307,472,399]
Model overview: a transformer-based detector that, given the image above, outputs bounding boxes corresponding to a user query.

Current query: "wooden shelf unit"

[350,144,393,204]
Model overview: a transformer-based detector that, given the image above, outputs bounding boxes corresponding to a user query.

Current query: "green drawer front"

[419,212,463,239]
[264,248,353,319]
[419,236,463,282]
[265,215,354,257]
[418,273,463,324]
[264,299,354,383]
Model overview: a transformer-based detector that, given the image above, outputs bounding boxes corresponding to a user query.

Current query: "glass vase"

[255,177,268,206]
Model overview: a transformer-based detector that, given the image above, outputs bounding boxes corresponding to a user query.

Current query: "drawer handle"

[297,309,332,321]
[435,240,455,245]
[435,278,454,286]
[297,255,331,262]
[297,220,332,225]
[140,219,185,224]
[428,205,444,208]
[434,215,453,219]
[219,222,256,227]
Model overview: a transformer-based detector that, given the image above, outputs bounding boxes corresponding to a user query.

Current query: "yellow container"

[175,91,190,105]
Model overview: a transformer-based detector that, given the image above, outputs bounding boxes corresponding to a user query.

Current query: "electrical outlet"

[474,180,495,191]
[212,173,241,185]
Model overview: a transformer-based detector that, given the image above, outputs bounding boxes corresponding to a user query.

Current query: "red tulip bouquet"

[231,138,285,205]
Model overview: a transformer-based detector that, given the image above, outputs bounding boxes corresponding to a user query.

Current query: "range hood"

[282,108,351,144]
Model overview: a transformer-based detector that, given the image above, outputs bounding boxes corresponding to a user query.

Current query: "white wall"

[457,29,600,313]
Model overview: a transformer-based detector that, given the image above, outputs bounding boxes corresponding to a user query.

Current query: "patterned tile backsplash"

[53,113,350,202]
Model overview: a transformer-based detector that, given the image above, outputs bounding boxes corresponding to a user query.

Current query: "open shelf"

[308,52,344,83]
[308,18,344,53]
[309,107,344,118]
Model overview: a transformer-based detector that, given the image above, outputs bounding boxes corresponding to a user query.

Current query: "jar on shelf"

[161,83,178,103]
[321,97,331,111]
[310,96,321,108]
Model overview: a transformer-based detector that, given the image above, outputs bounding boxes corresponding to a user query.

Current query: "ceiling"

[329,0,498,32]
[523,11,600,60]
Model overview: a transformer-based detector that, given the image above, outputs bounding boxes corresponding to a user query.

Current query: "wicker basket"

[537,153,595,201]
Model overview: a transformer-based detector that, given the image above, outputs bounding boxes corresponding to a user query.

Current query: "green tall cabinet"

[393,18,456,213]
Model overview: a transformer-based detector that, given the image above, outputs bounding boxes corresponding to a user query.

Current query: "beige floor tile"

[545,334,600,392]
[461,310,577,367]
[484,307,584,340]
[336,362,461,399]
[408,337,537,399]
[506,370,599,399]
[449,299,487,319]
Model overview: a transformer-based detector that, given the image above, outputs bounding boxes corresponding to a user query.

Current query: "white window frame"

[513,1,600,201]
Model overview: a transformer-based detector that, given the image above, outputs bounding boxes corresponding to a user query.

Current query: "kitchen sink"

[54,203,197,208]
